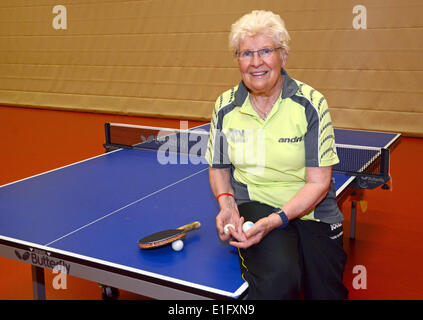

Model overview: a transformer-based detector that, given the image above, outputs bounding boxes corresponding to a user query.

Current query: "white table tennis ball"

[224,224,235,235]
[172,239,184,251]
[242,221,254,233]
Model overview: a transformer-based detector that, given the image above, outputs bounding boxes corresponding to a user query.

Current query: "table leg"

[31,265,46,300]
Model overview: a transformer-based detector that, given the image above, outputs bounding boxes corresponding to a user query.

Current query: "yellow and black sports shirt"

[205,69,344,223]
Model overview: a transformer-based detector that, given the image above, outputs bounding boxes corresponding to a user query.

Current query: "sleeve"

[205,95,232,168]
[304,95,339,167]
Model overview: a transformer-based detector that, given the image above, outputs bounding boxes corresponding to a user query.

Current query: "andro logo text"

[278,136,303,143]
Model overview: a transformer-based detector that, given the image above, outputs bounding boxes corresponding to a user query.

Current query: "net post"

[380,148,390,176]
[380,148,390,189]
[105,123,111,145]
[103,123,112,152]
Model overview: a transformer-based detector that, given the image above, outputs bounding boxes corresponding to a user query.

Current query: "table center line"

[44,167,209,247]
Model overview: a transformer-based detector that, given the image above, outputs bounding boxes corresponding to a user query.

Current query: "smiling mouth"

[250,71,268,77]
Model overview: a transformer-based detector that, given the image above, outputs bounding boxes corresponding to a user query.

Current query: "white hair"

[229,10,291,54]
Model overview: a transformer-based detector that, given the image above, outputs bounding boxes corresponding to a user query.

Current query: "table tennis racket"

[138,221,201,249]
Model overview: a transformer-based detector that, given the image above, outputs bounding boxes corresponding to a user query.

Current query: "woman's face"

[237,34,287,96]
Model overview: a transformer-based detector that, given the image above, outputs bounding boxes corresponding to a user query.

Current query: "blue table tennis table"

[0,123,400,300]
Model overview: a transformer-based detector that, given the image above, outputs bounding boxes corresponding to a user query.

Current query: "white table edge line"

[0,149,121,189]
[0,235,242,298]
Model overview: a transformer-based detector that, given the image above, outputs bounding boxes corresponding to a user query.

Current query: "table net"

[104,123,390,189]
[104,122,209,156]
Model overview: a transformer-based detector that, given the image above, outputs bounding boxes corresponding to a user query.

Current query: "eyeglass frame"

[234,47,283,60]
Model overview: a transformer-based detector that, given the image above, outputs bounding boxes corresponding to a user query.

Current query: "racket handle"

[177,221,201,232]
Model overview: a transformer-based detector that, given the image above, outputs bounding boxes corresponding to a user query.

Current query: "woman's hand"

[228,213,281,249]
[208,166,243,241]
[215,195,242,241]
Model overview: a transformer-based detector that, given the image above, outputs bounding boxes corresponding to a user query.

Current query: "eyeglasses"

[235,47,282,60]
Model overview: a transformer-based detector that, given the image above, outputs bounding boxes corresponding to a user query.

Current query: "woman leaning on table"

[205,10,348,300]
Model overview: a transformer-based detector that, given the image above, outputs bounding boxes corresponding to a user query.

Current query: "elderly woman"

[205,10,348,299]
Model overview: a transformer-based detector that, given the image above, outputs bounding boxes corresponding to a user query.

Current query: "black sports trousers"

[237,201,349,300]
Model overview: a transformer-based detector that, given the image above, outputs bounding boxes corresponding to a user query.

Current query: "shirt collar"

[281,69,298,98]
[234,69,298,107]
